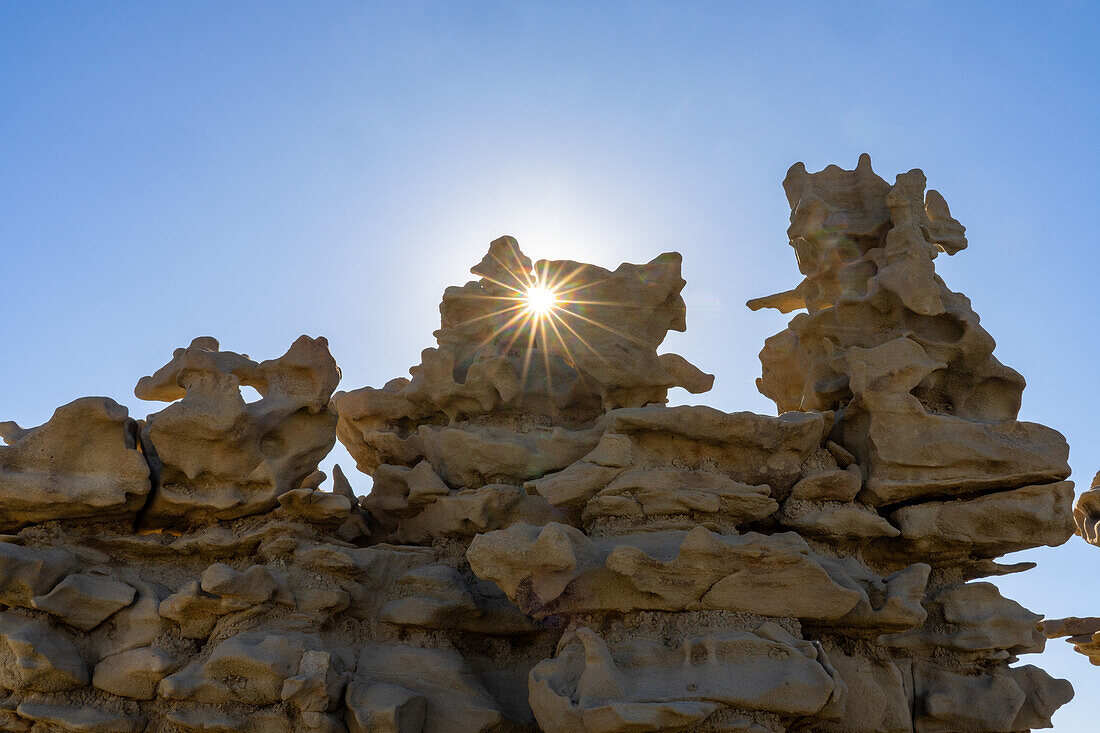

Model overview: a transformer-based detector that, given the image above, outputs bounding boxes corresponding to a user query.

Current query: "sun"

[524,284,558,316]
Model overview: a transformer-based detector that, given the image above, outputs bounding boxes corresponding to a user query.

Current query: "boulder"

[93,646,183,699]
[33,571,136,631]
[0,611,88,691]
[529,624,844,731]
[0,397,150,529]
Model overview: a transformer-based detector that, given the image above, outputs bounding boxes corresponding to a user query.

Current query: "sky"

[2,1,1098,727]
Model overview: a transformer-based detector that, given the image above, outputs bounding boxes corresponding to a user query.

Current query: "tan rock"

[136,335,340,526]
[0,611,88,691]
[345,681,427,733]
[789,465,862,502]
[815,557,930,631]
[400,486,558,544]
[1040,615,1100,638]
[0,397,150,529]
[362,460,448,519]
[200,563,279,605]
[584,469,778,529]
[817,651,911,733]
[165,708,295,733]
[366,461,559,544]
[885,481,1075,559]
[93,645,183,699]
[1040,616,1100,664]
[159,627,341,706]
[158,580,229,639]
[33,571,136,631]
[525,432,631,509]
[416,424,600,489]
[778,499,899,542]
[606,405,824,491]
[751,156,1021,425]
[0,542,79,607]
[883,582,1044,656]
[469,523,869,620]
[352,644,504,732]
[840,339,1071,505]
[14,702,145,733]
[282,649,346,713]
[529,624,844,731]
[0,162,1078,731]
[90,576,171,659]
[912,661,1071,732]
[1073,472,1100,545]
[378,564,537,634]
[276,487,352,524]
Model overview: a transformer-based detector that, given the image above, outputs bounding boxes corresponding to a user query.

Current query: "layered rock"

[135,335,341,526]
[0,397,150,529]
[738,156,1076,731]
[1042,472,1100,664]
[0,158,1076,731]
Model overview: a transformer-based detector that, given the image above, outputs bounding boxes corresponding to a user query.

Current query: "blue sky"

[2,2,1098,727]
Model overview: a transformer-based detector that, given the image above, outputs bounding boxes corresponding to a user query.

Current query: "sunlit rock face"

[0,158,1075,732]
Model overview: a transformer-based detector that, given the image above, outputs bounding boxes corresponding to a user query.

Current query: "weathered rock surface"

[468,523,881,620]
[93,645,183,699]
[33,571,136,631]
[351,644,505,732]
[135,335,340,526]
[1045,473,1100,664]
[0,612,88,691]
[842,338,1070,505]
[0,542,79,607]
[1074,471,1100,544]
[530,623,844,731]
[1041,616,1100,665]
[0,397,149,529]
[0,159,1074,731]
[881,481,1075,561]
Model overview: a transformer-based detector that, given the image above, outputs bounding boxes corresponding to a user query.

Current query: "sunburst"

[450,251,651,398]
[523,284,558,316]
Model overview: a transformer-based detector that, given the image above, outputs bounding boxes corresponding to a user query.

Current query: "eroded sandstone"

[0,158,1075,731]
[1044,472,1100,665]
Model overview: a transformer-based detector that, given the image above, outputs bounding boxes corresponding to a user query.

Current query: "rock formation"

[0,157,1077,731]
[1041,472,1100,664]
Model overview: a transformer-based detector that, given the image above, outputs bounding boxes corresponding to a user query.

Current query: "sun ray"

[517,311,540,395]
[476,273,530,297]
[492,247,536,292]
[540,267,598,299]
[547,308,611,365]
[543,310,605,400]
[476,306,535,349]
[554,298,644,308]
[523,284,557,316]
[538,314,554,395]
[454,255,654,394]
[548,275,612,298]
[448,301,527,331]
[541,306,583,369]
[554,304,650,346]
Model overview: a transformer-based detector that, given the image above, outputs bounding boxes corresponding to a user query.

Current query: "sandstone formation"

[0,158,1076,731]
[1041,471,1100,664]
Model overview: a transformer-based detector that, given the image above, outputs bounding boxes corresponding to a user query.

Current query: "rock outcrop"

[0,158,1075,731]
[1042,471,1100,664]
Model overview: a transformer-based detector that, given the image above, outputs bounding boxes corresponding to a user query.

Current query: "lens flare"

[524,284,558,316]
[449,248,649,400]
